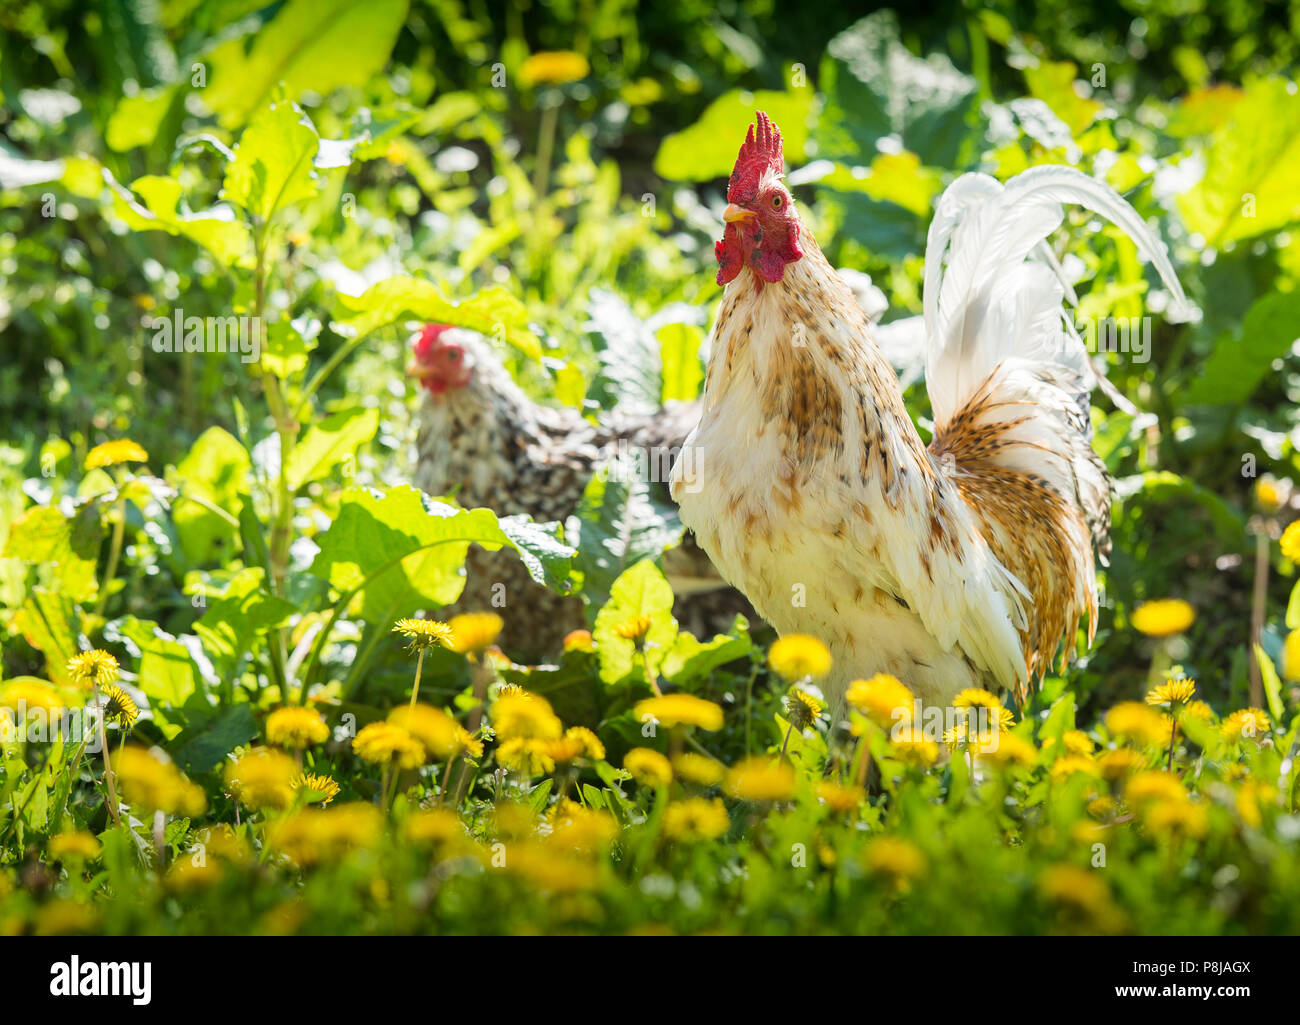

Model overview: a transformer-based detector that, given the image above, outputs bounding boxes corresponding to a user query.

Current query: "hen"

[671,112,1191,711]
[408,324,757,656]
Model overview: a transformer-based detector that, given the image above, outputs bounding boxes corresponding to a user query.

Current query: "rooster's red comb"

[727,111,784,204]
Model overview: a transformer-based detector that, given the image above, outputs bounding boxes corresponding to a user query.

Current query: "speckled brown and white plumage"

[413,329,759,657]
[673,150,1190,711]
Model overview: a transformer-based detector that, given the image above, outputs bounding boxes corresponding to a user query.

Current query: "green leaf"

[662,631,754,686]
[106,170,253,267]
[309,485,572,623]
[172,705,259,774]
[657,322,704,403]
[1,504,101,603]
[193,568,296,677]
[105,85,179,152]
[1286,579,1300,631]
[592,560,678,685]
[567,467,683,612]
[13,589,78,687]
[1113,471,1248,546]
[1022,61,1101,137]
[222,100,321,222]
[285,407,379,492]
[170,427,250,565]
[259,318,319,379]
[336,277,541,359]
[1183,291,1300,406]
[118,617,201,711]
[808,151,944,217]
[1177,77,1300,245]
[1253,644,1286,724]
[816,11,978,171]
[655,85,814,182]
[201,0,410,128]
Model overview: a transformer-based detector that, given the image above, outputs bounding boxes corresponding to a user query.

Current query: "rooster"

[407,324,758,656]
[671,112,1191,711]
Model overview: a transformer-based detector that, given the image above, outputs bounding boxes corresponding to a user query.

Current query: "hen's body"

[412,329,758,657]
[673,113,1189,710]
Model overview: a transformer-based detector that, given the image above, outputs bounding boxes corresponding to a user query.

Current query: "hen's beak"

[723,203,756,224]
[406,360,431,380]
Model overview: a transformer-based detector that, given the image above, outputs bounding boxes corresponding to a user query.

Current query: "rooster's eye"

[448,350,461,362]
[771,194,784,209]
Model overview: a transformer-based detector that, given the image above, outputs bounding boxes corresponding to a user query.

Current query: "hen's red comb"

[727,111,784,203]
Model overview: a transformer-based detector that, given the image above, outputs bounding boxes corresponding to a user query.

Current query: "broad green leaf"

[172,705,259,774]
[1113,471,1248,545]
[1022,61,1101,137]
[807,151,943,217]
[193,568,295,675]
[286,407,379,491]
[337,277,541,359]
[106,85,179,152]
[202,0,409,128]
[1177,77,1300,245]
[592,560,678,685]
[2,504,101,603]
[816,11,978,171]
[1286,578,1300,631]
[222,100,320,222]
[310,485,572,624]
[657,322,704,403]
[170,427,250,565]
[260,317,320,379]
[1253,644,1286,724]
[106,169,253,267]
[662,630,753,685]
[655,85,814,182]
[566,467,683,612]
[12,589,78,687]
[119,617,200,709]
[554,361,587,409]
[1184,291,1300,406]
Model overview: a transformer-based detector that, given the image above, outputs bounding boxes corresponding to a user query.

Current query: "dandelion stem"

[94,685,122,828]
[409,647,426,712]
[92,493,127,619]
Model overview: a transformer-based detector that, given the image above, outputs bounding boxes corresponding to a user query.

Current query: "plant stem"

[409,648,426,711]
[94,685,122,828]
[92,494,127,619]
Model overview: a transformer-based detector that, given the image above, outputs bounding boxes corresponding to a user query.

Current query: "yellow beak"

[723,203,756,224]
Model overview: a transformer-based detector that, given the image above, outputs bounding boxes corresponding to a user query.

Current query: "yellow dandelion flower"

[84,439,148,470]
[520,50,590,86]
[1130,599,1195,637]
[224,748,298,811]
[1236,781,1278,828]
[624,747,673,788]
[663,797,730,842]
[292,772,340,805]
[447,612,504,655]
[864,837,927,889]
[845,674,915,728]
[455,724,484,759]
[267,802,383,868]
[784,688,824,730]
[388,703,459,760]
[66,649,119,688]
[116,746,206,816]
[634,693,725,732]
[672,752,725,786]
[890,726,940,767]
[391,617,455,653]
[33,899,98,936]
[549,726,605,763]
[768,634,832,681]
[497,737,556,776]
[723,756,796,802]
[1282,629,1300,680]
[1043,730,1094,756]
[1143,797,1209,840]
[815,781,866,812]
[614,614,653,642]
[0,679,63,716]
[1097,748,1145,781]
[265,706,328,749]
[49,831,101,861]
[1105,701,1168,747]
[563,629,594,653]
[100,684,138,729]
[1145,677,1196,707]
[352,722,425,769]
[195,824,254,865]
[491,691,563,741]
[1256,477,1284,512]
[1038,864,1116,918]
[1221,707,1271,742]
[1281,520,1300,563]
[548,802,619,852]
[502,843,600,893]
[404,807,466,847]
[1088,796,1119,821]
[1124,770,1187,804]
[1050,755,1100,781]
[954,688,1002,711]
[164,858,224,893]
[978,732,1038,769]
